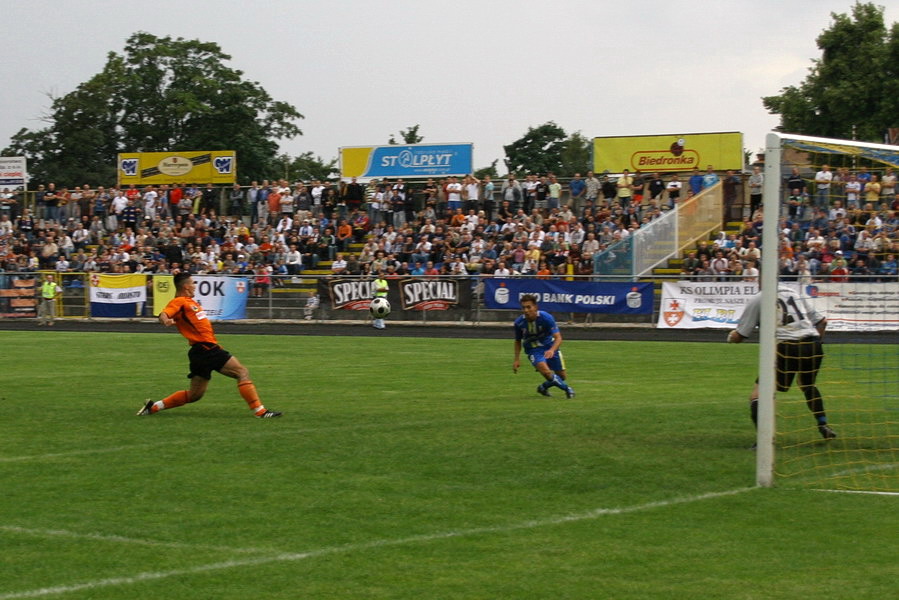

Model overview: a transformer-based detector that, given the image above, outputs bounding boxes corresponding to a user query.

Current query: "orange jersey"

[163,296,218,346]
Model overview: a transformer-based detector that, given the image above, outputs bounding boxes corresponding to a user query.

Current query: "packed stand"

[0,166,895,285]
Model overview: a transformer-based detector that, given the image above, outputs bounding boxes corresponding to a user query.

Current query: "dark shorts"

[187,342,233,380]
[775,337,823,391]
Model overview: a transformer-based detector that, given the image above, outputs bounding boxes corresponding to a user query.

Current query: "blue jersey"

[513,310,560,352]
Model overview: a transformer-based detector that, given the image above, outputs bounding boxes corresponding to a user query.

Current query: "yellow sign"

[117,151,237,185]
[152,275,176,316]
[593,132,743,173]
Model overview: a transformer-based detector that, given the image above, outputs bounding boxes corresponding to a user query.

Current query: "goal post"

[757,132,899,490]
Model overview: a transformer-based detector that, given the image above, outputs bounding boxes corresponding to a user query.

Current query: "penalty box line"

[0,487,753,599]
[0,525,268,555]
[0,409,578,464]
[1,396,729,465]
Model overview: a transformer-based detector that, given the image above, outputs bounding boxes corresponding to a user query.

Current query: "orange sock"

[238,380,265,415]
[161,390,191,410]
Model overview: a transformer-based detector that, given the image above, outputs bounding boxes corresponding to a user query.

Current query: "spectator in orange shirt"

[336,218,353,251]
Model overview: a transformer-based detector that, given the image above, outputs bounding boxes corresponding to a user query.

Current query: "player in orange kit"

[137,272,282,418]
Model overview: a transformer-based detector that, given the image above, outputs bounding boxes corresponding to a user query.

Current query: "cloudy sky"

[2,0,895,174]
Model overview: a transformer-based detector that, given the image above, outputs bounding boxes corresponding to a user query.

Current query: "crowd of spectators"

[0,170,711,282]
[0,164,896,288]
[679,164,899,282]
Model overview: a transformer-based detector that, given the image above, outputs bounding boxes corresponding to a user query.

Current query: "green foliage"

[2,32,303,186]
[388,124,424,145]
[559,131,592,176]
[473,159,499,179]
[282,151,338,181]
[1,330,896,599]
[503,121,567,175]
[763,2,898,141]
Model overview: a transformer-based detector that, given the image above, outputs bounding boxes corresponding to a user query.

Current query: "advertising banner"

[317,277,471,312]
[660,281,899,332]
[0,275,37,318]
[593,132,743,173]
[658,281,758,329]
[483,279,652,314]
[399,277,470,311]
[89,274,147,317]
[152,275,176,316]
[191,276,249,320]
[340,144,473,179]
[800,282,899,332]
[117,151,236,186]
[0,156,27,187]
[318,278,383,311]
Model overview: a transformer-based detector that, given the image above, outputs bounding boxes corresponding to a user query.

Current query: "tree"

[559,131,592,177]
[503,121,568,175]
[763,2,898,142]
[474,160,499,180]
[388,125,423,145]
[2,32,303,185]
[282,152,338,182]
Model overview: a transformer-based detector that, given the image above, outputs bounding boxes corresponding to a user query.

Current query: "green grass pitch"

[0,330,896,599]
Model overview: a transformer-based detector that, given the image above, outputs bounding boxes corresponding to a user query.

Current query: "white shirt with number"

[736,285,823,341]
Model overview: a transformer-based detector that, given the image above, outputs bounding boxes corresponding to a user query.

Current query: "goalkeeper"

[728,284,836,440]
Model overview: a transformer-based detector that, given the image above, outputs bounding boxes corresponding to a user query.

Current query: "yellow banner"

[117,151,236,185]
[593,132,743,173]
[152,275,176,316]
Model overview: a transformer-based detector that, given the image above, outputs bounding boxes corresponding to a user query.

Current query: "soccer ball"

[369,297,391,318]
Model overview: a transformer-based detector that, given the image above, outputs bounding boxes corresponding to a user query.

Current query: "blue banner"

[484,279,653,314]
[362,144,473,178]
[192,276,249,320]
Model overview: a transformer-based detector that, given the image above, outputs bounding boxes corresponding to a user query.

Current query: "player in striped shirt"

[513,294,575,399]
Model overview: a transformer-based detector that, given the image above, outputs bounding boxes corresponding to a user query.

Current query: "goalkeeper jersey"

[736,284,824,341]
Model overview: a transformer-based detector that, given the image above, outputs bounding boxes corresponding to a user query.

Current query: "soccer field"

[1,330,895,599]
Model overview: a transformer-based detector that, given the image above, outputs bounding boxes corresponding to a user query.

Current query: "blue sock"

[551,374,570,391]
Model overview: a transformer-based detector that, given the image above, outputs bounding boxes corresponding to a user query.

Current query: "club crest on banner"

[663,298,684,327]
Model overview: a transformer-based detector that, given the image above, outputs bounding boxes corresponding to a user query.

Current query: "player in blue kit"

[512,294,575,398]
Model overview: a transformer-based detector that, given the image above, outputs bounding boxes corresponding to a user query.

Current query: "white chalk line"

[0,525,269,555]
[0,412,541,464]
[811,489,899,497]
[0,487,753,599]
[0,395,732,465]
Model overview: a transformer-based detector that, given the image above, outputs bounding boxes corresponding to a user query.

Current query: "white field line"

[0,398,722,465]
[0,487,753,600]
[0,526,269,555]
[0,443,191,463]
[826,462,898,478]
[811,489,899,497]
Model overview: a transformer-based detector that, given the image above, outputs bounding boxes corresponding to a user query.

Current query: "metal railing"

[592,182,724,278]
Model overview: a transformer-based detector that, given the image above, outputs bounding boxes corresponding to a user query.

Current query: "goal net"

[757,133,899,492]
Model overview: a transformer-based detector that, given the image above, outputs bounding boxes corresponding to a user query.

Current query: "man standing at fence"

[371,270,389,330]
[38,273,62,326]
[814,164,832,210]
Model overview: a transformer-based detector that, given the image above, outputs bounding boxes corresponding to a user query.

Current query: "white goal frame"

[757,132,899,487]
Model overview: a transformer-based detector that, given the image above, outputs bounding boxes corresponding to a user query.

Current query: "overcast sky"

[3,0,895,174]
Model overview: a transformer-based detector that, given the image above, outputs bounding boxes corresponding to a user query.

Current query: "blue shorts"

[527,348,564,373]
